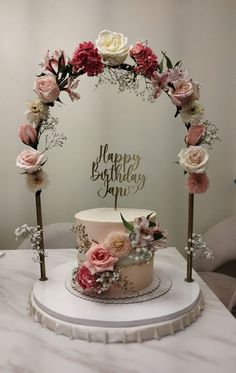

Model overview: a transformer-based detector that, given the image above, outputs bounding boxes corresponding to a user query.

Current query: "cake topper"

[90,144,146,209]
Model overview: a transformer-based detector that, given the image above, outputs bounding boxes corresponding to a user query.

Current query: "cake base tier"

[29,259,204,343]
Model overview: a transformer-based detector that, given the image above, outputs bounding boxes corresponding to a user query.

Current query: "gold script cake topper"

[90,144,146,209]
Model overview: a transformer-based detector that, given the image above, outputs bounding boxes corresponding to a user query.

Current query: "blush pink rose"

[76,265,97,290]
[84,244,119,275]
[34,74,60,103]
[16,148,45,173]
[185,124,205,145]
[168,79,194,106]
[19,124,38,146]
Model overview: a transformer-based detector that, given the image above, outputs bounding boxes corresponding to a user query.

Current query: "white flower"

[26,170,49,192]
[16,148,46,174]
[178,146,209,173]
[180,100,204,124]
[96,30,130,66]
[25,98,49,124]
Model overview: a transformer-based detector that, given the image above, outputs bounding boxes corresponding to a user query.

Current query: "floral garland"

[16,29,219,194]
[72,214,167,294]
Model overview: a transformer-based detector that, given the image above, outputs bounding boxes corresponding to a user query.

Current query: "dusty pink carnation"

[71,41,104,76]
[186,172,209,194]
[130,42,158,78]
[76,265,97,290]
[104,232,132,258]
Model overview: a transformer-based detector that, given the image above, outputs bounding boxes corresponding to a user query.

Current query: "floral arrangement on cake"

[16,29,219,194]
[72,214,167,294]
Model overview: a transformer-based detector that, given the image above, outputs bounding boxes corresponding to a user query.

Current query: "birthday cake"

[73,207,167,296]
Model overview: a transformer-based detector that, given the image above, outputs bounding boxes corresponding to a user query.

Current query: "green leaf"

[120,213,134,232]
[161,51,173,69]
[158,57,164,73]
[149,221,156,228]
[174,60,182,68]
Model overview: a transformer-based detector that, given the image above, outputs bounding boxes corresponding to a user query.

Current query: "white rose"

[96,30,130,66]
[16,148,46,173]
[178,146,209,173]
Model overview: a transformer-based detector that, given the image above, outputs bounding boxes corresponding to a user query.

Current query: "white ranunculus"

[178,146,209,173]
[96,30,130,66]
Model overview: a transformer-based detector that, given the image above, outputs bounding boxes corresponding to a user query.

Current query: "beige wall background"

[0,0,235,252]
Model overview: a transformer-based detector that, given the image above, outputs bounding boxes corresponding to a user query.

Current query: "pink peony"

[185,124,205,146]
[84,244,119,275]
[19,124,38,146]
[130,42,158,78]
[104,232,132,258]
[76,265,97,290]
[34,74,60,103]
[186,172,209,194]
[16,148,45,173]
[71,41,104,76]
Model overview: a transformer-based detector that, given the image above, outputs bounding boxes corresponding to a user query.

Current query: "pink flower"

[130,42,158,78]
[133,216,154,246]
[76,265,97,290]
[71,41,104,76]
[185,124,205,145]
[19,124,38,146]
[168,79,194,106]
[41,49,67,74]
[186,172,209,194]
[34,74,60,103]
[104,232,132,258]
[84,244,119,275]
[16,148,45,173]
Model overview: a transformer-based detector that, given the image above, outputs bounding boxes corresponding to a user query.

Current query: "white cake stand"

[29,259,204,343]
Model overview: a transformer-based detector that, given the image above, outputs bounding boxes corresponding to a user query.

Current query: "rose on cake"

[84,243,119,275]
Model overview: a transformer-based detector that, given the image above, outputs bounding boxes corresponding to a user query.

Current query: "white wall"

[0,0,235,251]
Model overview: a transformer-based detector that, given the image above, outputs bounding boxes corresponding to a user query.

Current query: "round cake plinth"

[29,259,203,343]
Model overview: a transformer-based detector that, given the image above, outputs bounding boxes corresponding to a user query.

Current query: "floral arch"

[15,30,219,281]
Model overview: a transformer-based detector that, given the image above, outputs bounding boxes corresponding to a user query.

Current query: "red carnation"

[71,41,104,76]
[130,42,158,78]
[76,264,97,290]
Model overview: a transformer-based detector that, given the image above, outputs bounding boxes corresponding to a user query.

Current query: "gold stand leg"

[35,190,48,281]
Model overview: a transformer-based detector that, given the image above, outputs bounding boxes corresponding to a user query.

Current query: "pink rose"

[76,265,97,290]
[168,79,194,106]
[19,124,38,146]
[185,124,205,145]
[84,244,119,275]
[16,148,45,173]
[34,74,60,103]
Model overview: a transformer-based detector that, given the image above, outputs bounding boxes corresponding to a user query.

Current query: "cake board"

[29,259,204,343]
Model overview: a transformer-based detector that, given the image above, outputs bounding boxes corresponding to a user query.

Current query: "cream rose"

[34,74,60,103]
[178,146,209,173]
[16,148,45,173]
[96,30,130,66]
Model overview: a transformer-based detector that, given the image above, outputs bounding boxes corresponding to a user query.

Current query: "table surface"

[0,248,235,373]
